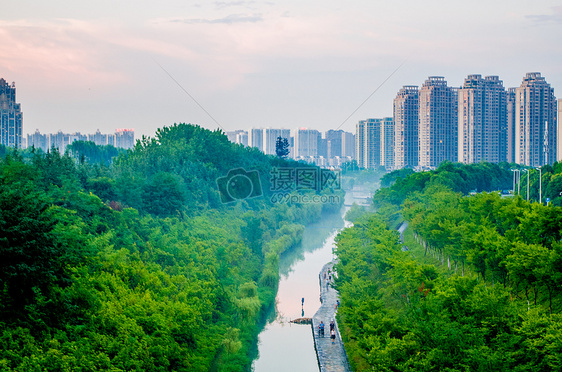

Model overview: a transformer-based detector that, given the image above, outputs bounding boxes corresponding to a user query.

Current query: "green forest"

[0,123,342,371]
[335,162,562,371]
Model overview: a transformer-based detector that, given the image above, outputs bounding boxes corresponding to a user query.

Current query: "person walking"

[331,329,336,344]
[319,321,325,337]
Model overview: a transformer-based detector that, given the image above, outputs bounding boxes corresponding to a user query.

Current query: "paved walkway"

[311,262,352,372]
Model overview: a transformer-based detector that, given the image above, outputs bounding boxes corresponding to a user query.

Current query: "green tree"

[275,136,290,158]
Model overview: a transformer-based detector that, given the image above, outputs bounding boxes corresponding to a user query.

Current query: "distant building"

[27,129,48,151]
[115,128,135,149]
[0,78,23,148]
[236,131,248,146]
[418,76,458,168]
[381,117,394,170]
[25,129,134,152]
[514,72,557,166]
[457,75,507,164]
[393,85,419,169]
[317,136,328,158]
[356,118,392,169]
[506,88,517,163]
[226,129,248,146]
[88,129,110,146]
[226,131,238,143]
[263,128,290,155]
[249,128,263,151]
[341,131,355,159]
[293,128,320,157]
[558,99,562,162]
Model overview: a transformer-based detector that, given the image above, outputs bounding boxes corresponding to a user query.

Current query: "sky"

[2,0,562,139]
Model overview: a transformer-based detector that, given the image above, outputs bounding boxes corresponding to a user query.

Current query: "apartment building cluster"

[1,76,135,152]
[227,128,355,167]
[27,129,135,152]
[358,72,560,171]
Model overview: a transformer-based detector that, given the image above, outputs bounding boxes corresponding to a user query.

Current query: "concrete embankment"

[311,262,352,372]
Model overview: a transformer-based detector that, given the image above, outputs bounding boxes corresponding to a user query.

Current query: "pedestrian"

[319,321,325,337]
[331,329,336,344]
[330,320,334,332]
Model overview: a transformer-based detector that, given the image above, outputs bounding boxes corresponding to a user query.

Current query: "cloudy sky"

[2,0,561,139]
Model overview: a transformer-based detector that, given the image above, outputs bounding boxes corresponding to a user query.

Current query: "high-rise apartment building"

[356,121,365,168]
[249,128,263,151]
[382,117,395,170]
[325,130,343,158]
[89,129,110,146]
[263,128,290,155]
[293,128,320,157]
[115,128,135,149]
[342,131,355,159]
[356,118,393,169]
[236,131,248,147]
[393,85,419,169]
[356,119,380,169]
[27,129,48,151]
[558,99,562,162]
[26,129,133,152]
[506,88,517,163]
[226,130,249,146]
[0,78,23,148]
[418,76,458,168]
[514,72,557,166]
[458,75,507,164]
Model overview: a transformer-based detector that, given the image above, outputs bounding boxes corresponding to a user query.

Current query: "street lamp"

[510,169,517,195]
[537,166,542,204]
[511,169,521,196]
[522,169,530,201]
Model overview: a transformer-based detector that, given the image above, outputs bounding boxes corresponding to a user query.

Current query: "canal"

[252,191,360,371]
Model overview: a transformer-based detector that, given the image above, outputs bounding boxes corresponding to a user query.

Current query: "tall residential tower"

[418,76,458,168]
[393,85,419,169]
[0,78,23,148]
[514,72,557,166]
[458,75,507,164]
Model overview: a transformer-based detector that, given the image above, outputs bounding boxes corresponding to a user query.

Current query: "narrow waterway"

[252,191,359,372]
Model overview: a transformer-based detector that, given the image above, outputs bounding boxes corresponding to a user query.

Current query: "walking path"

[311,262,352,372]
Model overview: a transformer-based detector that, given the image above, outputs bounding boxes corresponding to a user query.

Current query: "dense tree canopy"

[336,162,562,371]
[0,123,342,371]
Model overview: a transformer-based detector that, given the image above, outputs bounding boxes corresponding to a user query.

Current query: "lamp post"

[522,169,530,201]
[527,169,530,202]
[510,169,517,195]
[537,166,542,204]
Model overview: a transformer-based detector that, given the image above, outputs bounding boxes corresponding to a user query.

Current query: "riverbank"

[311,262,352,372]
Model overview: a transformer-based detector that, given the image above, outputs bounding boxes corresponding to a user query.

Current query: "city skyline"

[1,1,561,139]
